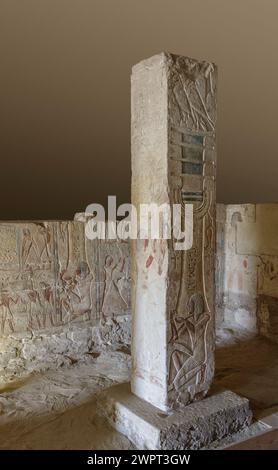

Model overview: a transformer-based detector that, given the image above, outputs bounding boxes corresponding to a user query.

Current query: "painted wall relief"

[0,223,56,335]
[56,222,96,324]
[0,222,131,337]
[99,240,130,321]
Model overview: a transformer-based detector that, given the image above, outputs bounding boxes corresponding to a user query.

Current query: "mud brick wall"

[216,204,278,343]
[0,221,131,382]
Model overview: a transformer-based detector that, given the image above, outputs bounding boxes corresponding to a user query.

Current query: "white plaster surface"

[216,204,278,343]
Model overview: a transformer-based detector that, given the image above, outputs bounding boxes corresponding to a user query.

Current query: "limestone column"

[131,53,217,411]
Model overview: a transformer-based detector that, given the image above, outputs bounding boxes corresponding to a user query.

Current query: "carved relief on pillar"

[167,54,217,407]
[131,53,216,410]
[168,292,210,399]
[167,188,215,404]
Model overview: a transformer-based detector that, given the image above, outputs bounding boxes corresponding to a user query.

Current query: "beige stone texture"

[0,221,131,382]
[131,53,217,410]
[98,384,252,450]
[216,204,278,343]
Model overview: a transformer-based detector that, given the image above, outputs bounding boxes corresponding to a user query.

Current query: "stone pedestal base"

[97,383,252,450]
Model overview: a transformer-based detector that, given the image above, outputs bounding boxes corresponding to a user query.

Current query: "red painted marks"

[146,254,154,268]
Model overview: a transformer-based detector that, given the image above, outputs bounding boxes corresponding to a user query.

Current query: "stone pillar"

[131,53,217,411]
[99,54,252,449]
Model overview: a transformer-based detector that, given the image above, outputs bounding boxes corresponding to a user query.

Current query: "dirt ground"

[0,327,277,449]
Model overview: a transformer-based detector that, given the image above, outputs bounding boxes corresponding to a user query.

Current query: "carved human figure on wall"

[38,225,52,263]
[21,228,40,266]
[58,223,70,269]
[169,292,210,394]
[0,290,18,334]
[24,288,44,331]
[60,261,94,323]
[59,269,76,323]
[101,255,128,320]
[71,261,94,321]
[38,281,55,327]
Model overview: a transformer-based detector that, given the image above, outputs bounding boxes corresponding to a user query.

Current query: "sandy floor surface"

[0,326,277,449]
[214,325,278,413]
[0,351,133,449]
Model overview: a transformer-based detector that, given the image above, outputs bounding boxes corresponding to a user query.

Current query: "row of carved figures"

[0,255,130,335]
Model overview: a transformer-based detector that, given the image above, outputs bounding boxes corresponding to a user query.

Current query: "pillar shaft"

[131,53,217,411]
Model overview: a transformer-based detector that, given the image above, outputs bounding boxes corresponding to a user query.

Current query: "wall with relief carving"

[1,203,278,383]
[216,204,278,344]
[0,221,131,336]
[0,221,131,382]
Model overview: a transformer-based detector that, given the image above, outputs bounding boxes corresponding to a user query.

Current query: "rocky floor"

[0,326,277,449]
